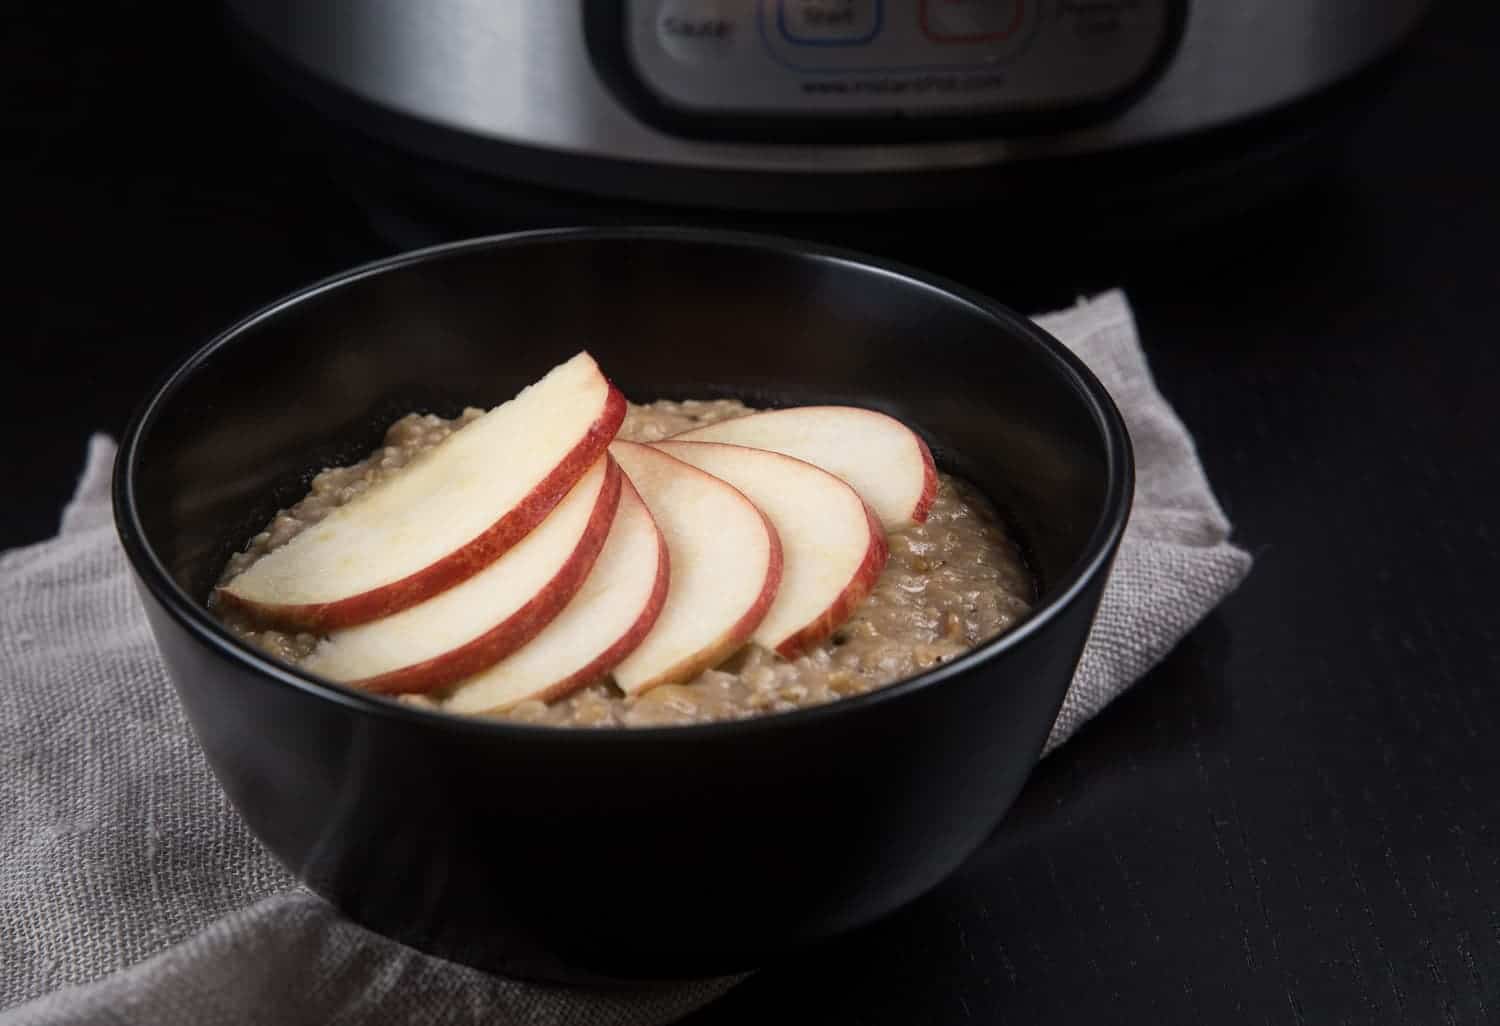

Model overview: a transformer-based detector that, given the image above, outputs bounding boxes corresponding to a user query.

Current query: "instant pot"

[224,1,1433,246]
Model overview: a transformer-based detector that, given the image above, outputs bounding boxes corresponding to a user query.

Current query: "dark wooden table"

[8,1,1497,1022]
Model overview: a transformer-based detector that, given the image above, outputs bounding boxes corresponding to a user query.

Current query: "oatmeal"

[212,399,1034,726]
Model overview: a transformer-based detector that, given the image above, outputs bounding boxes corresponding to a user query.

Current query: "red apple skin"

[627,507,784,694]
[674,405,940,529]
[910,438,939,525]
[649,438,890,661]
[349,456,624,696]
[215,384,626,632]
[608,441,786,696]
[529,482,672,705]
[773,500,889,660]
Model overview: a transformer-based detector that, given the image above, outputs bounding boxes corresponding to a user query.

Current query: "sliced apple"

[300,456,621,695]
[442,479,668,714]
[608,441,782,696]
[672,405,937,531]
[217,351,627,631]
[652,440,888,659]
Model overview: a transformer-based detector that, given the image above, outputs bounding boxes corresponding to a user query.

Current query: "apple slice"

[671,405,937,531]
[300,456,621,695]
[442,479,669,714]
[653,440,888,659]
[217,351,626,631]
[608,441,782,695]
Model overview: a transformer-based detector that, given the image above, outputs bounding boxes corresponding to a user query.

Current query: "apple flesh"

[443,478,668,714]
[300,456,621,695]
[608,441,782,696]
[672,405,937,531]
[217,351,626,631]
[653,440,888,659]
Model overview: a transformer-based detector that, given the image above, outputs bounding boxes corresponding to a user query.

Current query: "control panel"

[619,0,1176,123]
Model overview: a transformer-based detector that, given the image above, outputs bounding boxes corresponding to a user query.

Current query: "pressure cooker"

[224,1,1433,219]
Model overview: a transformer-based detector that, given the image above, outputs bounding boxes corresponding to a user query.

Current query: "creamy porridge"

[212,399,1035,726]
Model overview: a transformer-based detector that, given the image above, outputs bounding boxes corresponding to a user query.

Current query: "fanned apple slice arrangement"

[217,352,939,715]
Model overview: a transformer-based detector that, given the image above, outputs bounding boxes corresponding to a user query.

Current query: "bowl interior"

[131,231,1120,643]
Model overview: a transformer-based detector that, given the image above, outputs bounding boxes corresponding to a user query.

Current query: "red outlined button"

[920,0,1026,43]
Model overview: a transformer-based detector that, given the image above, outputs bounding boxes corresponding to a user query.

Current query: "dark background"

[7,1,1498,1022]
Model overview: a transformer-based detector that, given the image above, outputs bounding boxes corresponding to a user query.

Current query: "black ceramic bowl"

[114,228,1132,982]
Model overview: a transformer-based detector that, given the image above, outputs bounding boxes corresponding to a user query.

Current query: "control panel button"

[778,0,883,46]
[656,0,740,64]
[921,0,1026,43]
[624,0,1169,120]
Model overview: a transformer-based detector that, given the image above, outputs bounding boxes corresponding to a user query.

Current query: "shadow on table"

[1002,611,1239,834]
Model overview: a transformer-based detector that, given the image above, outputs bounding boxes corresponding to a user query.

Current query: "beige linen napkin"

[0,290,1250,1024]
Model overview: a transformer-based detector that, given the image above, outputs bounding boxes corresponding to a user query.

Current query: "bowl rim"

[114,225,1134,743]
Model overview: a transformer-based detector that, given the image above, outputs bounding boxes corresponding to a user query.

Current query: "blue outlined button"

[777,0,883,46]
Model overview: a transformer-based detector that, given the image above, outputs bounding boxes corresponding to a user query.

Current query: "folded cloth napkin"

[0,290,1251,1025]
